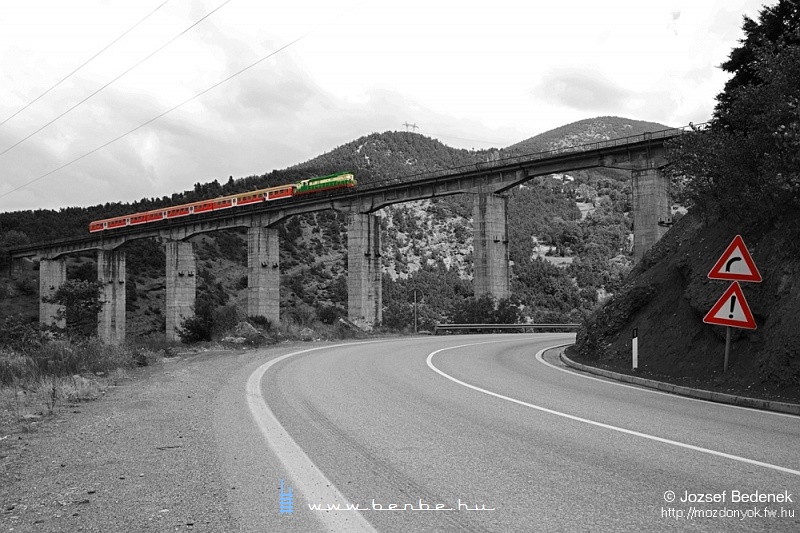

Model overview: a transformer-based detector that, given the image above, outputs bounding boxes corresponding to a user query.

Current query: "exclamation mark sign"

[729,295,736,319]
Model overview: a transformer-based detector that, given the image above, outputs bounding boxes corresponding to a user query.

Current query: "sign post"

[703,282,758,371]
[724,327,732,373]
[704,235,761,372]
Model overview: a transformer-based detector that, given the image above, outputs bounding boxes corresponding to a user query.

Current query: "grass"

[0,338,158,429]
[1,373,123,428]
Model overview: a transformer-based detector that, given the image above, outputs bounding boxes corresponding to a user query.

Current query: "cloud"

[529,68,687,128]
[531,69,632,113]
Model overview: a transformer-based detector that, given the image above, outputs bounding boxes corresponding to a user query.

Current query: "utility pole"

[403,122,419,133]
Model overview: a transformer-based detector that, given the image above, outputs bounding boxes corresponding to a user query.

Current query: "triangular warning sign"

[708,235,762,282]
[703,282,757,329]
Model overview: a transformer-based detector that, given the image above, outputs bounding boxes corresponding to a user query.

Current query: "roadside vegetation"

[0,278,370,429]
[0,319,163,428]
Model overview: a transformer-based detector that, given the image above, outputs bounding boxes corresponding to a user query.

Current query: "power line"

[0,1,170,128]
[0,31,312,201]
[0,0,232,159]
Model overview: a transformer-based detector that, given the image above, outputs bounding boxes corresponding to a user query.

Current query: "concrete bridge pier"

[632,166,671,261]
[347,212,382,329]
[8,257,25,278]
[247,225,280,326]
[39,257,67,328]
[165,241,196,342]
[473,193,510,300]
[97,249,126,345]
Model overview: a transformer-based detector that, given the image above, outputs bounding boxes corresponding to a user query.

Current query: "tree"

[42,280,104,336]
[715,0,800,122]
[667,1,800,221]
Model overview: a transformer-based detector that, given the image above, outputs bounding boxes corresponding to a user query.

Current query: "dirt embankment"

[572,210,800,404]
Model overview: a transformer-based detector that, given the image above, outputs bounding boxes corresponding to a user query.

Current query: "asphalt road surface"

[216,334,800,532]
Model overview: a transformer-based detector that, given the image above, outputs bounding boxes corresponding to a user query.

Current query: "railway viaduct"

[8,127,686,344]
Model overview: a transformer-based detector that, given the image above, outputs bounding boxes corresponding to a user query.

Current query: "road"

[216,334,800,532]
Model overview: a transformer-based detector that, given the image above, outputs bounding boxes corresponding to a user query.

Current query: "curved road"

[216,334,800,532]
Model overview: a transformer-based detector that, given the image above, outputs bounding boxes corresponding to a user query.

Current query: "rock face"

[575,210,800,389]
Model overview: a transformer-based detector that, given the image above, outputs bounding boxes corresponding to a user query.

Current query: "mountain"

[505,116,672,154]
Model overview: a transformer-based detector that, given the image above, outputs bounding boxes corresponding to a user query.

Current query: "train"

[89,171,356,233]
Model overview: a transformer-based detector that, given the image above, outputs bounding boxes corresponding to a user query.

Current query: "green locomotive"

[294,171,356,195]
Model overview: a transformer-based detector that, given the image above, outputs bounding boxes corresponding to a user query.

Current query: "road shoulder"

[555,346,800,416]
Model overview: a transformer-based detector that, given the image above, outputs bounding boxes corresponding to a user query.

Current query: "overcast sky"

[0,0,767,213]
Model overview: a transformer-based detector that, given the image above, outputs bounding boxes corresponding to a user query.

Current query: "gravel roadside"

[1,348,272,533]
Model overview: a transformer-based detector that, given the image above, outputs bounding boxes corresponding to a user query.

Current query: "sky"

[0,0,768,213]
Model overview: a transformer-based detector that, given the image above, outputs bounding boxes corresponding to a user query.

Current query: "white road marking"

[426,340,800,477]
[247,342,381,533]
[536,343,800,419]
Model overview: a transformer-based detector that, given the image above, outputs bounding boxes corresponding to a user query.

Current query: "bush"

[316,304,345,325]
[0,350,39,385]
[286,304,316,327]
[177,314,213,343]
[248,315,273,331]
[0,314,46,352]
[177,298,215,343]
[15,277,36,296]
[213,304,244,338]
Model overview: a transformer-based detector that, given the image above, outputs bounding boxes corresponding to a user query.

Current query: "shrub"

[177,314,213,343]
[177,298,215,343]
[316,304,345,325]
[0,350,39,385]
[286,304,316,327]
[0,314,45,352]
[248,315,273,331]
[213,304,244,338]
[14,277,36,296]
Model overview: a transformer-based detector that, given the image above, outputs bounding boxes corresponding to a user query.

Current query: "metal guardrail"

[434,323,581,334]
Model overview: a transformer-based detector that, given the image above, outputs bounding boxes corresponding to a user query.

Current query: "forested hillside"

[1,116,670,338]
